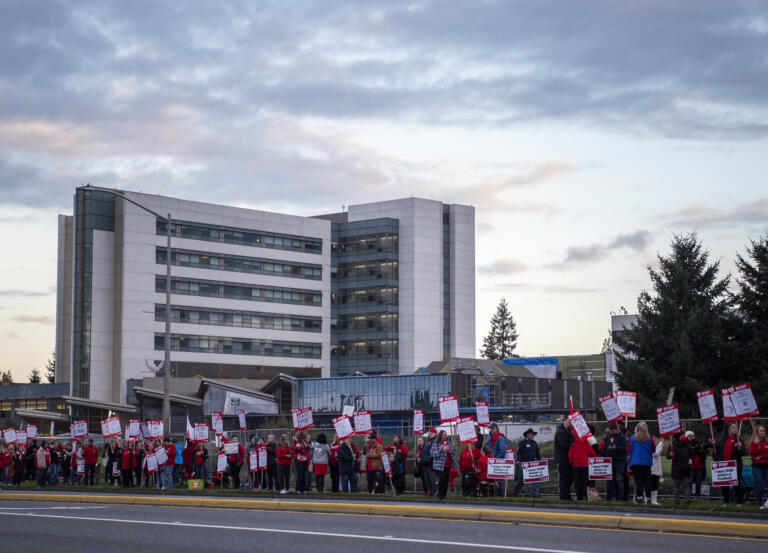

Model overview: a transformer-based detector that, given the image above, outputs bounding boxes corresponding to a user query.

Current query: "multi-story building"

[56,189,475,406]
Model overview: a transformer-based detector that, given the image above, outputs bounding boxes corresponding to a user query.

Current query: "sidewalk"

[1,489,766,539]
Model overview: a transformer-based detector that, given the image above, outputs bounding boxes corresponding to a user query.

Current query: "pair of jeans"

[690,467,705,496]
[461,472,477,496]
[558,463,573,500]
[193,463,207,480]
[294,460,307,492]
[436,468,450,498]
[631,465,652,501]
[36,467,48,487]
[330,464,339,492]
[340,472,352,492]
[350,471,358,492]
[47,463,59,486]
[673,475,691,504]
[277,464,291,490]
[367,471,383,493]
[228,462,241,489]
[162,464,174,489]
[425,466,438,496]
[85,464,96,486]
[752,466,768,506]
[512,478,540,497]
[122,469,133,487]
[606,460,625,500]
[573,467,589,500]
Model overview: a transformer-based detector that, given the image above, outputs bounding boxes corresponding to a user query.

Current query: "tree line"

[0,352,55,384]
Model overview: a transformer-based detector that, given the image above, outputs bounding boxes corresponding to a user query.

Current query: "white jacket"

[651,439,664,476]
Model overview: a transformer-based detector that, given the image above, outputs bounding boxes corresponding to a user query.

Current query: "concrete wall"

[449,203,476,358]
[55,215,74,384]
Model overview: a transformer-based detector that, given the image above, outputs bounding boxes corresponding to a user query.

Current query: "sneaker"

[280,489,287,494]
[421,491,428,496]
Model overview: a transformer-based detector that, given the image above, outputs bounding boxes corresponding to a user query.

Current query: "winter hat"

[684,431,695,440]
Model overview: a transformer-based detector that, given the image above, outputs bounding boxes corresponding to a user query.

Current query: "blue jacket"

[420,437,436,465]
[489,432,507,459]
[628,436,654,467]
[173,442,183,464]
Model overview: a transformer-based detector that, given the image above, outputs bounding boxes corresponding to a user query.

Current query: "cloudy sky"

[1,1,767,381]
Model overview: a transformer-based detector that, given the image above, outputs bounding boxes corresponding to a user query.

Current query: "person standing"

[487,423,508,497]
[225,436,244,489]
[430,430,458,500]
[459,442,481,496]
[749,425,768,509]
[419,429,438,496]
[715,422,744,506]
[336,436,355,492]
[385,435,408,495]
[162,438,176,490]
[120,440,133,487]
[568,433,597,500]
[650,434,664,505]
[414,436,429,495]
[329,435,340,493]
[687,431,710,498]
[35,441,49,488]
[312,433,331,492]
[191,442,208,481]
[47,441,61,486]
[555,418,574,500]
[475,445,492,497]
[292,431,308,493]
[667,432,692,505]
[600,423,627,501]
[172,438,183,484]
[365,432,384,494]
[276,434,292,493]
[513,428,541,498]
[628,422,654,504]
[83,439,98,486]
[263,434,278,491]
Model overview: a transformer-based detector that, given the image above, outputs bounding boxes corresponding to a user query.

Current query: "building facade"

[56,189,475,404]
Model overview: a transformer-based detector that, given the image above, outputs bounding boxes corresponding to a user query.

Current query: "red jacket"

[226,443,244,464]
[165,444,177,467]
[750,439,768,468]
[568,439,597,467]
[83,445,98,465]
[277,445,292,466]
[329,444,339,466]
[475,454,489,481]
[121,448,133,470]
[459,446,481,472]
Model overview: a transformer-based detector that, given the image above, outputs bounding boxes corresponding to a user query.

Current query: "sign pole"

[709,422,715,443]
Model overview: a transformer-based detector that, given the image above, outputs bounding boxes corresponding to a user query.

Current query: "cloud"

[552,230,652,269]
[667,200,768,228]
[12,315,54,325]
[0,289,54,297]
[5,331,21,339]
[484,282,599,294]
[480,258,530,275]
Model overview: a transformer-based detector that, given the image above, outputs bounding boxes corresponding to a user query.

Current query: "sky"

[1,1,767,382]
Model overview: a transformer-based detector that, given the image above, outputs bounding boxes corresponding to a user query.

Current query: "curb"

[1,493,766,539]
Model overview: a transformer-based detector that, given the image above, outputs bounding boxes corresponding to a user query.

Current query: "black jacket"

[336,442,355,475]
[516,438,540,462]
[667,436,691,479]
[600,433,627,461]
[265,442,277,465]
[554,424,574,465]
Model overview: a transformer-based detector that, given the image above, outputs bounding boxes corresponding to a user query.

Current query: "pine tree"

[44,351,56,383]
[731,234,768,410]
[615,233,730,418]
[28,368,42,384]
[0,370,13,384]
[481,298,519,360]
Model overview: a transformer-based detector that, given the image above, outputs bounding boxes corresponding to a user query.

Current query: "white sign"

[249,451,258,472]
[599,394,622,423]
[457,416,477,444]
[729,383,760,419]
[353,411,372,435]
[258,447,267,469]
[72,420,88,439]
[146,454,159,473]
[238,409,246,431]
[148,420,163,439]
[588,457,612,480]
[129,419,141,438]
[656,404,681,437]
[382,450,392,476]
[342,405,355,417]
[475,402,490,427]
[295,407,314,430]
[224,442,239,455]
[224,390,278,415]
[505,449,515,461]
[333,415,354,440]
[696,390,718,423]
[194,423,209,442]
[16,430,26,443]
[615,391,637,418]
[76,461,85,475]
[522,460,549,483]
[211,412,223,435]
[568,411,592,440]
[26,424,38,439]
[154,447,169,466]
[722,389,738,421]
[711,460,738,487]
[487,458,515,479]
[106,417,121,437]
[438,395,460,423]
[217,453,228,473]
[413,409,424,434]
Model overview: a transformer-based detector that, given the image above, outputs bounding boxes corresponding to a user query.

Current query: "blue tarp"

[503,356,558,366]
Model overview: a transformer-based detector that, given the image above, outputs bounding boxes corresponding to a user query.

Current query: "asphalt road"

[0,499,764,553]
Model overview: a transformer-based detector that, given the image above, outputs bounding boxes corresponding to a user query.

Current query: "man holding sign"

[513,428,541,498]
[714,421,745,505]
[487,423,507,496]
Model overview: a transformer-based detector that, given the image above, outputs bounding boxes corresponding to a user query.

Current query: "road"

[0,499,763,553]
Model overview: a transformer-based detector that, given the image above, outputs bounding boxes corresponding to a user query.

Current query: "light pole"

[80,185,173,437]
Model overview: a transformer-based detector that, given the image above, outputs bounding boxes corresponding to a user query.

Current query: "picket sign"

[656,403,682,437]
[249,451,258,472]
[599,393,622,423]
[112,464,120,477]
[2,428,17,444]
[72,420,88,439]
[457,416,477,444]
[194,423,209,442]
[294,407,314,430]
[721,388,738,422]
[522,460,549,483]
[216,453,228,473]
[146,454,159,473]
[224,442,239,455]
[505,449,515,461]
[258,447,267,470]
[475,402,490,427]
[332,415,354,440]
[353,410,373,435]
[726,383,760,420]
[16,430,26,443]
[238,409,246,431]
[26,424,38,439]
[101,417,121,438]
[155,447,169,466]
[381,451,393,477]
[696,389,719,423]
[76,461,85,475]
[438,395,460,423]
[487,458,515,480]
[413,409,424,435]
[342,405,355,418]
[129,419,141,438]
[567,411,592,440]
[211,412,224,435]
[588,457,612,480]
[711,460,738,487]
[615,391,637,418]
[148,419,164,439]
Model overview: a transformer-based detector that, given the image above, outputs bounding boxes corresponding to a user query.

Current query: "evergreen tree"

[481,298,519,360]
[731,234,768,409]
[28,368,42,384]
[615,233,730,418]
[44,351,56,383]
[0,370,13,384]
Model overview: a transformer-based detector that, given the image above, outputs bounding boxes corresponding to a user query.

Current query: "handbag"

[587,486,600,501]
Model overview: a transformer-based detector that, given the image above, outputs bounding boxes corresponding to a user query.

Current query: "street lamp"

[80,185,173,437]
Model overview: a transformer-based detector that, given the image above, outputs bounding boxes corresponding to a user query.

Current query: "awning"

[15,409,71,423]
[63,395,137,413]
[133,386,202,407]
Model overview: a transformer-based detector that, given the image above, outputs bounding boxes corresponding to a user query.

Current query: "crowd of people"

[2,420,767,509]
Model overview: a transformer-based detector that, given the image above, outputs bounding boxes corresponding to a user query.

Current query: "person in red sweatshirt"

[475,445,492,497]
[120,440,133,487]
[276,434,292,493]
[226,436,245,489]
[459,442,482,496]
[568,435,598,500]
[749,424,768,509]
[82,439,98,486]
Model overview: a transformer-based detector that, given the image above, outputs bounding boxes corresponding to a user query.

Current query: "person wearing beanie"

[667,432,692,505]
[419,428,439,496]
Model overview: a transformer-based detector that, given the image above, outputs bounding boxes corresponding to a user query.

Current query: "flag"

[186,416,194,440]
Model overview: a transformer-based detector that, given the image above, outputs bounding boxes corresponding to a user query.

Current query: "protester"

[312,433,331,492]
[133,441,146,487]
[225,436,244,489]
[303,433,314,491]
[667,432,691,505]
[414,436,429,495]
[191,441,208,481]
[120,440,133,487]
[749,425,768,509]
[475,445,492,497]
[329,435,340,493]
[628,421,655,504]
[715,422,744,506]
[292,431,308,493]
[172,438,183,484]
[650,433,664,505]
[365,431,384,494]
[276,434,292,493]
[555,418,574,500]
[487,423,508,496]
[337,436,355,492]
[687,431,710,498]
[61,442,73,485]
[419,429,438,496]
[513,428,541,498]
[385,435,408,495]
[568,429,597,500]
[430,430,458,500]
[600,422,627,501]
[459,441,481,497]
[35,441,49,488]
[48,441,61,486]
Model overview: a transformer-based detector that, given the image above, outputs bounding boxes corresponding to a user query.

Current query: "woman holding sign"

[749,425,768,509]
[715,422,744,506]
[430,430,458,500]
[628,422,655,504]
[312,433,331,492]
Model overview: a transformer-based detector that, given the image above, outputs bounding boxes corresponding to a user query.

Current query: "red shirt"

[83,445,98,464]
[194,450,206,465]
[459,447,481,472]
[329,444,339,466]
[750,439,768,467]
[226,443,244,464]
[276,445,292,466]
[475,454,489,481]
[568,439,597,467]
[121,448,133,470]
[723,436,735,461]
[165,444,177,466]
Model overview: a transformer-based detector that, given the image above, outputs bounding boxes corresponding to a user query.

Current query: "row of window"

[333,233,398,254]
[154,333,322,359]
[335,260,397,280]
[331,339,398,358]
[155,304,322,332]
[331,287,398,305]
[156,248,322,280]
[332,313,397,331]
[157,220,322,254]
[155,276,322,306]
